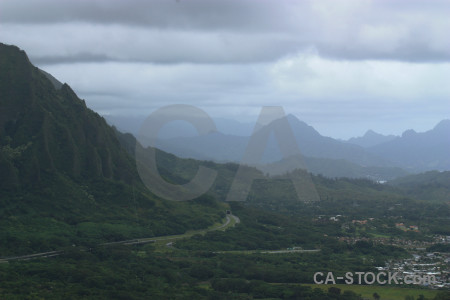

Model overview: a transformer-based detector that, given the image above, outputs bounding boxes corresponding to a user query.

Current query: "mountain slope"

[389,170,450,202]
[0,43,225,255]
[282,115,393,167]
[257,155,409,180]
[0,43,139,188]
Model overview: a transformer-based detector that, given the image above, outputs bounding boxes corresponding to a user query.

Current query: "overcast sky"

[1,0,449,139]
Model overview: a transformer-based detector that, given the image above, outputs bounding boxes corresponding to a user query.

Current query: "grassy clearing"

[369,232,392,238]
[304,283,439,300]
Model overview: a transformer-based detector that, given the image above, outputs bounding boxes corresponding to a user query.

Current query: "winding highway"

[0,213,240,263]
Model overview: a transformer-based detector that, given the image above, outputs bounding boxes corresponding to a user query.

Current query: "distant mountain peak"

[401,129,417,138]
[364,129,378,136]
[283,114,321,137]
[285,114,310,127]
[433,119,450,131]
[256,113,319,137]
[286,113,299,121]
[348,130,397,148]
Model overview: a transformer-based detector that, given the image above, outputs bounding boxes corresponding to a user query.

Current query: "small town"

[314,215,450,289]
[382,249,450,289]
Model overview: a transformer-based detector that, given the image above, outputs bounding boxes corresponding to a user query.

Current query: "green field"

[304,284,440,300]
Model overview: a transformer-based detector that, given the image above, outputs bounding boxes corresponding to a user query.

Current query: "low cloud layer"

[2,0,450,63]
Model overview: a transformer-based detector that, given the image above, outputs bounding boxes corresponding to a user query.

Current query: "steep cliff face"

[0,43,137,189]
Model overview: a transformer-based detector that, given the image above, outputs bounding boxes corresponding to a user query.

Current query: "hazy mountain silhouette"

[146,114,409,180]
[154,114,391,165]
[150,114,450,178]
[368,120,450,172]
[282,115,392,167]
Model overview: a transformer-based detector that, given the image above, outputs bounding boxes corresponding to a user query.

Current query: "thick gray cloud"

[0,0,449,139]
[0,0,304,31]
[2,0,450,63]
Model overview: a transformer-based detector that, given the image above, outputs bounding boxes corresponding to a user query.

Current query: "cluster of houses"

[382,251,450,289]
[314,214,449,289]
[317,214,424,235]
[395,222,419,232]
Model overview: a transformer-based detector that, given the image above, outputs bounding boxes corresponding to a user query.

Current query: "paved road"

[260,249,320,254]
[213,249,320,255]
[0,214,318,262]
[0,213,240,262]
[0,251,62,263]
[110,214,240,246]
[215,214,240,230]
